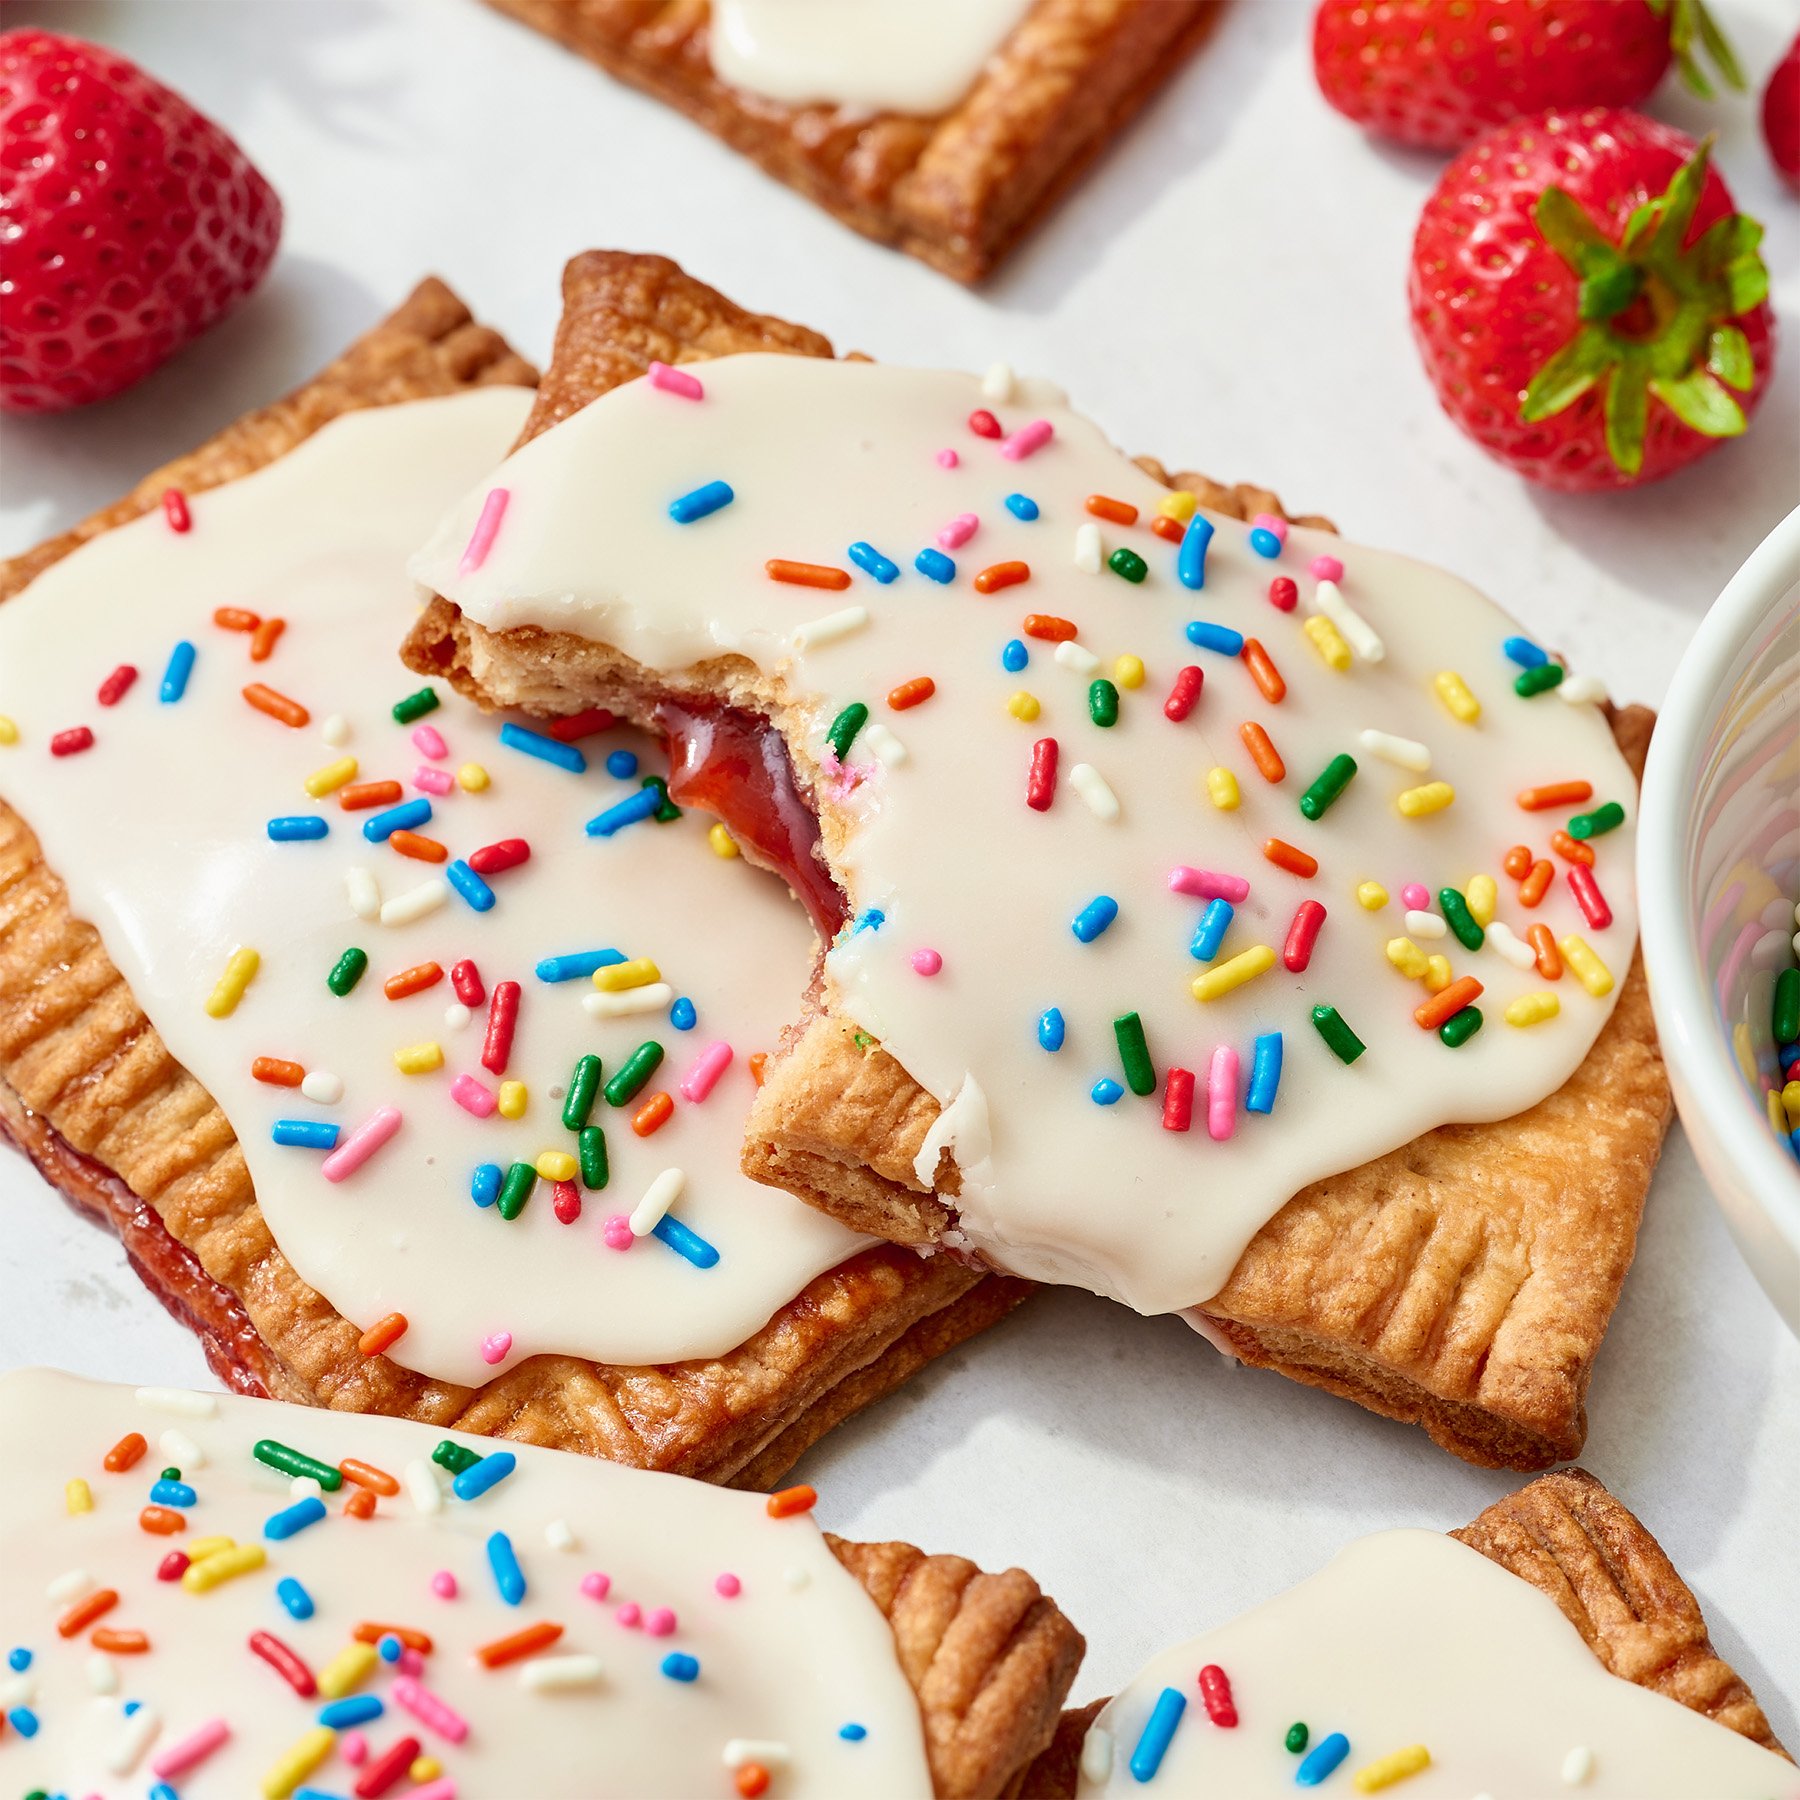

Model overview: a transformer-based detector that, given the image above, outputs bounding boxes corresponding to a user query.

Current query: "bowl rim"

[1638,504,1800,1239]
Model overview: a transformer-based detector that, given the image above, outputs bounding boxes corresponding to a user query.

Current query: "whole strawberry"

[1764,32,1800,191]
[0,29,282,413]
[1409,109,1774,491]
[1314,0,1743,152]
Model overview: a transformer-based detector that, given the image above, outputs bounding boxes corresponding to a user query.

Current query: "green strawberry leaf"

[1691,0,1746,92]
[1520,328,1614,422]
[1604,362,1651,476]
[1705,325,1754,391]
[1535,187,1615,268]
[1651,368,1747,437]
[1649,0,1745,97]
[1649,141,1711,261]
[1723,252,1771,315]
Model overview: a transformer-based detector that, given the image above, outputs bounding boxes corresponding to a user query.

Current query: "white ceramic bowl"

[1639,506,1800,1332]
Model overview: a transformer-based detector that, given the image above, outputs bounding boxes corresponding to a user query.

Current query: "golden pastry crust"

[0,277,1032,1493]
[404,251,1672,1472]
[481,0,1220,283]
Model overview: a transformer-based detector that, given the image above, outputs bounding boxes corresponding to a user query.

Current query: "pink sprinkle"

[937,511,979,550]
[910,948,943,976]
[392,1675,469,1745]
[431,1570,458,1599]
[1310,553,1344,582]
[644,1607,677,1636]
[162,487,191,533]
[410,1781,457,1800]
[602,1214,634,1251]
[321,1106,401,1182]
[480,1332,513,1365]
[412,723,448,759]
[150,1717,230,1778]
[341,1730,369,1765]
[678,1040,734,1103]
[1207,1044,1239,1143]
[580,1572,612,1602]
[615,1602,642,1629]
[714,1572,741,1598]
[1401,883,1430,911]
[648,359,704,400]
[1001,419,1054,461]
[413,765,456,796]
[1251,513,1288,545]
[936,448,960,469]
[1169,866,1250,904]
[458,487,510,576]
[398,1646,425,1677]
[450,1074,497,1118]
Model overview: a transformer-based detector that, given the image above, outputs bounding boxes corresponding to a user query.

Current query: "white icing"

[414,355,1641,1318]
[710,0,1033,116]
[0,389,868,1385]
[0,1369,931,1795]
[1077,1530,1792,1798]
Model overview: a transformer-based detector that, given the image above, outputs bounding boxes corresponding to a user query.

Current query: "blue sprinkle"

[1091,1078,1124,1106]
[151,1785,179,1800]
[1177,514,1214,589]
[1504,634,1549,668]
[267,815,329,842]
[653,1214,720,1269]
[1071,895,1118,943]
[1247,1032,1284,1114]
[1189,898,1234,962]
[1003,493,1039,522]
[1247,526,1283,559]
[1185,620,1245,656]
[660,1652,701,1683]
[669,479,734,524]
[914,547,956,584]
[471,1163,502,1208]
[362,797,432,842]
[1001,638,1029,672]
[318,1695,384,1729]
[378,1634,405,1664]
[294,1791,350,1800]
[6,1706,39,1738]
[487,1531,526,1606]
[453,1450,518,1502]
[7,1647,31,1672]
[159,640,197,703]
[669,996,697,1031]
[1037,1007,1065,1052]
[276,1576,314,1620]
[149,1479,197,1508]
[123,1699,142,1716]
[446,859,497,913]
[605,749,640,778]
[499,721,586,774]
[839,1721,868,1741]
[847,541,899,584]
[272,1120,339,1151]
[536,948,624,982]
[1130,1687,1187,1780]
[585,788,662,837]
[849,907,886,936]
[1296,1731,1351,1786]
[264,1496,328,1540]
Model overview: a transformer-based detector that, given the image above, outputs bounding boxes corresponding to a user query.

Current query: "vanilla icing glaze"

[0,1369,931,1797]
[414,355,1641,1315]
[1075,1529,1794,1797]
[0,389,867,1385]
[710,0,1033,115]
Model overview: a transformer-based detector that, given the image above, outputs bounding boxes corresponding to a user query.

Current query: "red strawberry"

[1313,0,1744,152]
[0,29,282,413]
[1764,32,1800,191]
[1409,109,1775,491]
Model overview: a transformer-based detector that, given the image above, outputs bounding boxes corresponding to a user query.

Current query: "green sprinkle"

[1298,752,1358,821]
[562,1054,602,1130]
[640,773,682,823]
[1113,1011,1155,1097]
[578,1124,610,1190]
[1774,967,1800,1045]
[1568,800,1625,839]
[852,1031,875,1053]
[1514,661,1565,697]
[1286,1723,1309,1755]
[1438,886,1485,951]
[327,947,368,997]
[497,1160,537,1221]
[826,702,869,762]
[1089,679,1120,728]
[391,687,440,725]
[603,1040,664,1107]
[431,1439,482,1475]
[253,1439,343,1490]
[1439,1005,1484,1048]
[159,1466,181,1481]
[1107,546,1147,584]
[1311,1003,1365,1065]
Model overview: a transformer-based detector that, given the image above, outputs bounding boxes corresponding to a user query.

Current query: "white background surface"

[2,0,1797,1743]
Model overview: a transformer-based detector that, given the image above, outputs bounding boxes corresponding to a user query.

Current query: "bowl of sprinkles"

[1640,505,1800,1333]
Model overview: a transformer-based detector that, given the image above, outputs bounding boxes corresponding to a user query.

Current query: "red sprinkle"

[162,488,191,533]
[468,838,531,876]
[1162,1067,1195,1133]
[1164,666,1204,721]
[1267,576,1299,612]
[1026,737,1059,812]
[552,1180,582,1224]
[353,1734,422,1799]
[450,959,486,1006]
[1567,862,1612,929]
[1198,1663,1238,1727]
[548,707,615,742]
[1282,900,1327,973]
[249,1629,316,1697]
[51,726,95,757]
[482,981,521,1075]
[96,664,138,707]
[967,408,1002,438]
[156,1552,189,1582]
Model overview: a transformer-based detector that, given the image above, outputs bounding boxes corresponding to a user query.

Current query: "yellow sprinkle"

[393,1042,444,1075]
[1205,766,1241,811]
[1768,1088,1788,1134]
[536,1149,578,1182]
[1191,944,1276,1003]
[182,1543,266,1593]
[1356,881,1388,911]
[1423,954,1453,993]
[1354,1744,1431,1792]
[1560,934,1614,997]
[498,1080,528,1120]
[185,1535,236,1560]
[1157,489,1197,522]
[1386,938,1428,979]
[456,762,490,792]
[316,1641,379,1700]
[1008,690,1040,722]
[65,1478,93,1515]
[1465,873,1497,926]
[410,1758,443,1784]
[1113,654,1145,690]
[1396,781,1455,818]
[0,715,18,746]
[708,822,739,859]
[1782,1079,1800,1129]
[302,755,358,798]
[1732,1020,1757,1084]
[262,1725,337,1799]
[1302,614,1352,671]
[593,956,661,993]
[205,947,260,1019]
[1505,992,1561,1027]
[1432,669,1481,723]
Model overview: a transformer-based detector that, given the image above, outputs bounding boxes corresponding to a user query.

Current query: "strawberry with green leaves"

[1409,109,1775,491]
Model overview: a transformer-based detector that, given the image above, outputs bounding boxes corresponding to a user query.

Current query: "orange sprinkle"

[338,779,404,812]
[1240,722,1285,783]
[1517,779,1593,812]
[213,606,261,632]
[1414,976,1484,1031]
[737,1766,771,1798]
[1263,838,1318,879]
[389,829,448,864]
[57,1588,118,1638]
[383,961,443,1001]
[748,1052,768,1086]
[1150,514,1185,544]
[343,1488,378,1520]
[631,1091,675,1137]
[104,1433,147,1473]
[474,1621,562,1669]
[1519,859,1555,907]
[1240,639,1287,704]
[252,1056,305,1087]
[974,561,1031,594]
[1528,924,1563,980]
[355,1622,433,1652]
[764,559,850,590]
[887,677,936,711]
[89,1628,150,1654]
[243,683,309,729]
[1085,494,1139,526]
[766,1484,817,1519]
[139,1506,185,1536]
[338,1458,401,1497]
[1022,613,1077,641]
[249,617,286,663]
[1502,844,1533,879]
[1550,829,1595,866]
[355,1315,408,1359]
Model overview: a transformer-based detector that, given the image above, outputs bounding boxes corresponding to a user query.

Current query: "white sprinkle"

[290,1475,324,1502]
[346,865,381,921]
[863,722,909,768]
[1074,522,1103,573]
[1405,908,1448,939]
[1069,762,1120,821]
[1561,1745,1595,1785]
[1080,1725,1115,1784]
[105,1700,161,1775]
[159,1426,203,1469]
[380,878,450,926]
[321,713,351,747]
[1558,673,1607,705]
[1751,929,1791,972]
[1054,640,1101,677]
[300,1070,343,1105]
[1487,920,1537,969]
[724,1741,792,1770]
[1356,727,1431,772]
[793,605,869,651]
[782,1566,811,1591]
[518,1653,603,1691]
[0,1673,35,1709]
[545,1518,576,1552]
[583,982,675,1020]
[47,1567,96,1603]
[981,361,1015,403]
[86,1653,117,1694]
[629,1168,686,1237]
[1764,897,1795,930]
[443,1003,473,1032]
[135,1386,217,1418]
[405,1457,444,1516]
[1312,579,1385,663]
